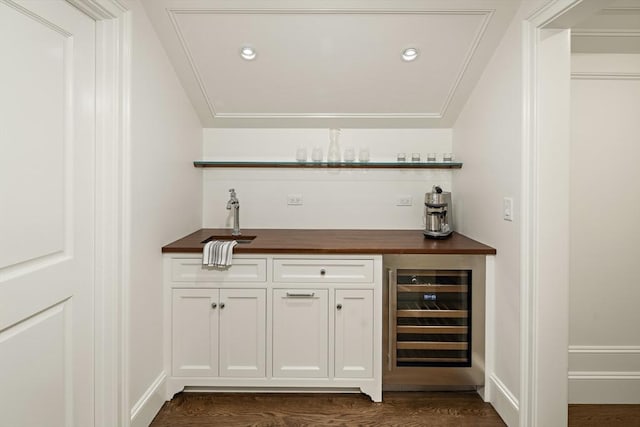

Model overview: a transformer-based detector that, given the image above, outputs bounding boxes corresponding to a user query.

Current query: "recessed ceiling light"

[240,46,256,61]
[402,47,419,62]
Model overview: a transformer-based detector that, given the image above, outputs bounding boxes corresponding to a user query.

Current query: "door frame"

[521,1,582,426]
[66,1,131,426]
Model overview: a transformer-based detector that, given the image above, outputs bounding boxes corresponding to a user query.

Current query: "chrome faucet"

[226,188,241,236]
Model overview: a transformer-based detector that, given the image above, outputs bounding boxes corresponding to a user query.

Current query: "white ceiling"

[140,0,520,128]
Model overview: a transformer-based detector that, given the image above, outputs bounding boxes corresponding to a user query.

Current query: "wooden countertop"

[162,229,496,255]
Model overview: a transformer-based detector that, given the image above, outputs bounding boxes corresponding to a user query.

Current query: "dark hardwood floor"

[150,391,507,426]
[151,392,640,426]
[569,404,640,427]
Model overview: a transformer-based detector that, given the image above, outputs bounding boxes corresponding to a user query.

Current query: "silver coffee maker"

[424,185,453,239]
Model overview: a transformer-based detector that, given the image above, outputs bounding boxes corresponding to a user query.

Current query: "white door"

[0,1,96,426]
[172,289,219,377]
[272,289,328,378]
[335,290,373,378]
[219,289,266,378]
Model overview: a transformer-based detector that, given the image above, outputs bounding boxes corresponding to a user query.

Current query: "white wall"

[451,1,547,425]
[568,53,640,404]
[126,1,202,425]
[202,128,453,229]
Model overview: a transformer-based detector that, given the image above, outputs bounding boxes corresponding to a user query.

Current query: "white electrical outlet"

[396,196,413,206]
[287,194,303,206]
[503,197,514,221]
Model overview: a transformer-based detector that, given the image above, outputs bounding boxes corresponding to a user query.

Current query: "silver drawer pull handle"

[286,292,315,298]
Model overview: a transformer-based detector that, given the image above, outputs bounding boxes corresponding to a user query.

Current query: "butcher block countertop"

[162,229,496,255]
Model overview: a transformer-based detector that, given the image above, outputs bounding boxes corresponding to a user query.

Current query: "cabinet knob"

[336,303,342,310]
[211,302,217,309]
[220,302,225,309]
[320,268,326,276]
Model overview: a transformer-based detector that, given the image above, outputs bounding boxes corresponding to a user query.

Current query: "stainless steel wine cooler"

[383,255,485,389]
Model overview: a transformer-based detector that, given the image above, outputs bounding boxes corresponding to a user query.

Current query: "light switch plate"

[503,197,514,221]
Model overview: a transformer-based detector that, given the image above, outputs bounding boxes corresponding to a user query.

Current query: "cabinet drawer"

[273,258,373,283]
[172,258,267,283]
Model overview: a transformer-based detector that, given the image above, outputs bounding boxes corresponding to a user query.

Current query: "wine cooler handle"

[388,268,396,372]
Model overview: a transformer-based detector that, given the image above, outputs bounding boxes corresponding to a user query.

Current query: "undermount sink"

[201,235,257,244]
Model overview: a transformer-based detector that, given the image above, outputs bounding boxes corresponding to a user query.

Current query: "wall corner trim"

[521,1,581,426]
[130,371,167,427]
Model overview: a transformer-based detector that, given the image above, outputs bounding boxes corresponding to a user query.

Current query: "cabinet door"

[218,289,266,378]
[172,289,219,377]
[272,289,328,378]
[335,289,373,378]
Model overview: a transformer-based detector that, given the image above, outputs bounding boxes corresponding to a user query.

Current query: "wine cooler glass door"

[393,269,472,367]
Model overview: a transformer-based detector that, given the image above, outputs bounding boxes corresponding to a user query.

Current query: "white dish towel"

[202,240,238,268]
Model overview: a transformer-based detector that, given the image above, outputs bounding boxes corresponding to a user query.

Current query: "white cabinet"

[271,258,375,382]
[172,289,218,377]
[335,289,374,378]
[271,287,374,380]
[272,289,328,378]
[171,288,266,378]
[164,254,382,402]
[218,289,266,378]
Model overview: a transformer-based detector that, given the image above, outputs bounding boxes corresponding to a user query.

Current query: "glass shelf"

[193,161,462,169]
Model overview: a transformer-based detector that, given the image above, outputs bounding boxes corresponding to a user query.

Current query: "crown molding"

[166,9,218,119]
[572,30,640,38]
[214,112,442,119]
[66,0,127,19]
[0,0,72,36]
[168,8,494,15]
[600,6,640,15]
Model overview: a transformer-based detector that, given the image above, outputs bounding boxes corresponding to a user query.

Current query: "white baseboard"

[130,371,167,427]
[569,372,640,404]
[568,345,640,404]
[489,375,519,427]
